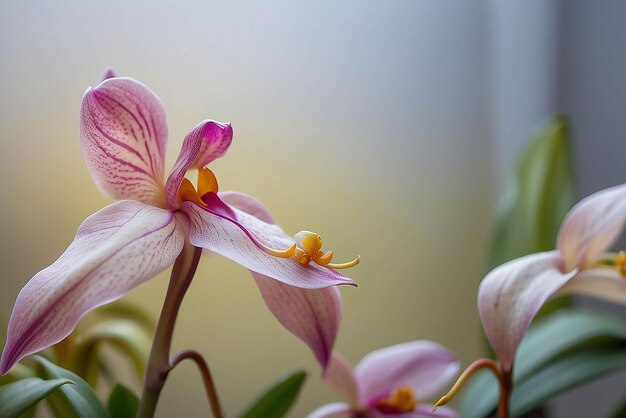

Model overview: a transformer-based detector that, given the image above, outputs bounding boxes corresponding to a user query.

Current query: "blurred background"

[0,1,624,417]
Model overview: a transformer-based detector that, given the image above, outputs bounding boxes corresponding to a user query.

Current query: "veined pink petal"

[354,341,459,403]
[254,274,342,369]
[324,352,360,408]
[557,183,626,271]
[219,191,275,224]
[181,200,356,289]
[223,191,344,368]
[0,201,185,374]
[555,268,626,305]
[306,403,353,418]
[165,120,233,209]
[478,251,577,371]
[80,77,168,206]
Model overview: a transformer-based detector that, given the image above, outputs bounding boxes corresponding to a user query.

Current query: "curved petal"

[254,273,342,369]
[557,183,626,271]
[165,120,233,209]
[219,191,275,224]
[478,251,577,371]
[306,403,353,418]
[354,341,459,403]
[80,77,168,206]
[0,201,185,374]
[555,268,626,305]
[181,200,356,289]
[324,352,360,408]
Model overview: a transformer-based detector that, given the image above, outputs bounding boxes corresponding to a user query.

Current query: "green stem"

[136,242,202,418]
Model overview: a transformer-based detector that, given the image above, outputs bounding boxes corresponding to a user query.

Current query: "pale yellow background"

[0,2,493,416]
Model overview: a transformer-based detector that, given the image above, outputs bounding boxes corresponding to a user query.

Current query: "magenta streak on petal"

[0,207,180,374]
[90,135,152,178]
[201,192,288,254]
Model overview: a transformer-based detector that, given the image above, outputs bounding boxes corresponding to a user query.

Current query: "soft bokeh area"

[1,1,624,417]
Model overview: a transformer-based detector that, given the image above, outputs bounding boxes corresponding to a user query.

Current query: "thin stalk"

[136,242,202,418]
[433,358,512,418]
[171,349,224,418]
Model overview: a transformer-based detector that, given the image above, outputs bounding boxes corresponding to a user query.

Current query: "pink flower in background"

[0,75,357,374]
[479,183,626,371]
[308,341,460,418]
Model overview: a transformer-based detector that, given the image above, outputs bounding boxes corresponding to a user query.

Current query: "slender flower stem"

[171,349,224,418]
[433,358,512,418]
[136,242,203,418]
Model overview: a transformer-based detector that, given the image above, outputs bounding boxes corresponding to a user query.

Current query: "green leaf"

[0,377,72,418]
[460,310,626,418]
[94,300,155,332]
[34,356,109,418]
[70,319,151,385]
[489,115,575,269]
[108,384,139,418]
[238,370,307,418]
[511,345,626,417]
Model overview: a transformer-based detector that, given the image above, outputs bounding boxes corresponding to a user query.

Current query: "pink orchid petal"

[181,200,356,289]
[80,77,168,206]
[254,273,342,369]
[555,268,626,304]
[324,352,360,408]
[222,191,343,368]
[219,191,275,224]
[165,120,233,209]
[411,405,459,418]
[557,183,626,271]
[306,403,353,418]
[0,201,185,374]
[478,251,577,371]
[354,341,459,403]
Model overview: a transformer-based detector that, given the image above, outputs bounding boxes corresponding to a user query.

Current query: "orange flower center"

[373,387,417,413]
[616,251,626,277]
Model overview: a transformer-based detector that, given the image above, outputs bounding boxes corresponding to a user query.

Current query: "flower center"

[178,167,220,206]
[616,251,626,277]
[292,231,360,270]
[373,387,417,413]
[177,171,359,269]
[590,251,626,278]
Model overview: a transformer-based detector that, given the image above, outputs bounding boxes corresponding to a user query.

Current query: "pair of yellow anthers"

[178,168,360,270]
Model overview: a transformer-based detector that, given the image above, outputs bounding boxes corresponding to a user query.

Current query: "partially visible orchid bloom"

[479,183,626,372]
[0,74,359,374]
[308,341,460,418]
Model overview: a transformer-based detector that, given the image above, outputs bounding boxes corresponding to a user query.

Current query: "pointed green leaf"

[238,370,307,418]
[34,356,109,418]
[489,115,575,269]
[460,310,626,418]
[0,377,72,418]
[511,345,626,417]
[108,384,139,418]
[70,319,151,384]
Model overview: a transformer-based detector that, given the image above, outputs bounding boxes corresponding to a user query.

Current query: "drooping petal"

[181,199,356,289]
[477,251,577,371]
[254,273,342,369]
[80,77,168,206]
[165,120,233,209]
[324,352,360,408]
[219,191,275,224]
[557,184,626,271]
[354,341,459,403]
[0,201,185,374]
[555,268,626,305]
[306,403,353,418]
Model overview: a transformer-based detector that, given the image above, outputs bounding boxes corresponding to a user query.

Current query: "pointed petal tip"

[100,67,117,81]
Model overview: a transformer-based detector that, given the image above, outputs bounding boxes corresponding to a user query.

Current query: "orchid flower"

[0,74,359,375]
[308,341,460,418]
[478,183,626,372]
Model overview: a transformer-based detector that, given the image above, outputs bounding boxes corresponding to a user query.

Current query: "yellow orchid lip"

[374,386,417,413]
